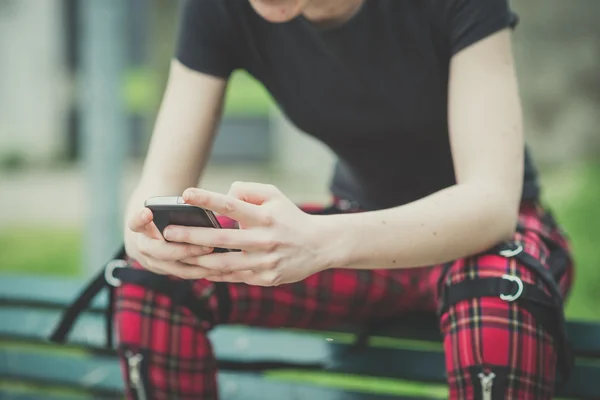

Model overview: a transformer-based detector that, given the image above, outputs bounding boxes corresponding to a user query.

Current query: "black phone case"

[147,204,229,253]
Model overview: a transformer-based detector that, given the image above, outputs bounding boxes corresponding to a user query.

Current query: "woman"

[116,0,575,398]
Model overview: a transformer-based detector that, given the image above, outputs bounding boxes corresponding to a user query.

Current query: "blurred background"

[0,0,599,398]
[0,0,599,326]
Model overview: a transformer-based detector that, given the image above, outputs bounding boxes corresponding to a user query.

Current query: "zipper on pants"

[126,351,148,400]
[478,371,496,400]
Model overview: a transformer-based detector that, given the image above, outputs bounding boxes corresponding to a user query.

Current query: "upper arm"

[138,0,239,192]
[445,0,524,209]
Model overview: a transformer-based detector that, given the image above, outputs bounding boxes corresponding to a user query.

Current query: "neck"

[302,0,365,27]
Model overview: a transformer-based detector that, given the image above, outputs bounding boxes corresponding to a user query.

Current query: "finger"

[163,226,275,252]
[138,234,213,261]
[151,260,218,280]
[207,270,281,286]
[182,188,269,226]
[142,261,170,275]
[180,251,278,272]
[243,270,282,287]
[134,256,170,275]
[128,208,154,233]
[205,270,256,283]
[228,181,280,205]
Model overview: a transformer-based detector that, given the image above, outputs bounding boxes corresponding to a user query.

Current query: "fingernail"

[163,228,173,240]
[183,189,195,201]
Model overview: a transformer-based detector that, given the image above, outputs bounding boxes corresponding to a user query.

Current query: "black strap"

[113,268,216,323]
[49,266,112,344]
[50,247,227,348]
[513,250,574,382]
[50,246,126,345]
[437,276,561,348]
[106,283,116,348]
[438,277,556,315]
[214,282,231,324]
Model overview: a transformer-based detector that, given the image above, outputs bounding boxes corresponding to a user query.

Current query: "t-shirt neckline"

[297,0,368,33]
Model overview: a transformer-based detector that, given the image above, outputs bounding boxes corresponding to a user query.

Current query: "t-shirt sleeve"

[444,0,519,56]
[174,0,238,78]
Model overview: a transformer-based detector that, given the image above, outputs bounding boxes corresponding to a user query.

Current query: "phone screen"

[146,202,231,252]
[147,205,221,234]
[164,208,217,228]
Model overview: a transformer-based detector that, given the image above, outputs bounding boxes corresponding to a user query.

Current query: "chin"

[249,0,307,23]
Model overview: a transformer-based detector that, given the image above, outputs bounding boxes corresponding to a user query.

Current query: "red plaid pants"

[115,201,574,399]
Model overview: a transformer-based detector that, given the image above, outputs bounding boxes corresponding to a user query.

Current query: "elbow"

[474,184,520,245]
[497,215,518,242]
[489,198,520,243]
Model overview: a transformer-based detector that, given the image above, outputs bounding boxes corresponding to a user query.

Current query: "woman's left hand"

[162,182,334,286]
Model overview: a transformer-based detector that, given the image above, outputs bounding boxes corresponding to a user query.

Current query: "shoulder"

[428,0,518,29]
[424,0,519,56]
[175,0,251,78]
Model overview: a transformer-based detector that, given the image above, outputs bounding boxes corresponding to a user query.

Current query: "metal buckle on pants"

[498,243,523,258]
[500,275,523,302]
[105,259,127,287]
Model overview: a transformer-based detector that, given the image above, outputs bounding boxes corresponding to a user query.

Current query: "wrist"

[312,213,357,270]
[123,227,141,260]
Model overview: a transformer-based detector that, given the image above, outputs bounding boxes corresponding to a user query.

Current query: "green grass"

[122,67,273,117]
[224,71,274,116]
[122,67,274,116]
[0,228,82,276]
[539,162,600,321]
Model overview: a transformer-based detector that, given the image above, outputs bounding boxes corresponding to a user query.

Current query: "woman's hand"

[125,207,215,278]
[162,182,333,286]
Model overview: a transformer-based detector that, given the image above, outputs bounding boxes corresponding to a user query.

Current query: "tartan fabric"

[439,202,574,400]
[115,201,573,400]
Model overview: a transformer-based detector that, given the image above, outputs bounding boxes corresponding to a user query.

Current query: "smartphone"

[144,195,230,252]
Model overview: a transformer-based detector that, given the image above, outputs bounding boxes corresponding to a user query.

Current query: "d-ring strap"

[437,240,574,384]
[438,274,555,312]
[50,246,230,348]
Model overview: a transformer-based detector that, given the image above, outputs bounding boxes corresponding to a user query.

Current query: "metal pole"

[79,0,127,276]
[127,0,150,157]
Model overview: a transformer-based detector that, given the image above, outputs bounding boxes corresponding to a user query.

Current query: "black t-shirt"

[175,0,540,210]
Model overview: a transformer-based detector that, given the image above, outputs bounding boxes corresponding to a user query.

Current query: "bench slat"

[0,308,333,367]
[0,275,109,310]
[2,275,600,355]
[2,275,600,398]
[3,307,600,399]
[331,344,600,399]
[0,307,447,383]
[0,348,424,400]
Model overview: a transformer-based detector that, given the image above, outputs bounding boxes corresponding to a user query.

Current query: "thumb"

[128,208,162,240]
[227,182,281,205]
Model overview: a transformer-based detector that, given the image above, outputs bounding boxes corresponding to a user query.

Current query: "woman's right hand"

[124,207,215,279]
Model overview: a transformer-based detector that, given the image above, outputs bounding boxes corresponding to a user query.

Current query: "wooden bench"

[1,274,600,399]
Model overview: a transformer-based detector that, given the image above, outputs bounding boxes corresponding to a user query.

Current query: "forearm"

[123,61,227,248]
[323,183,519,270]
